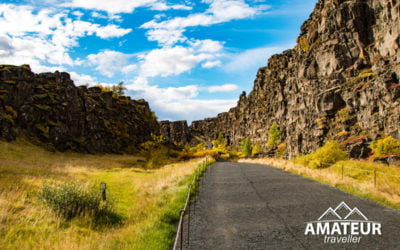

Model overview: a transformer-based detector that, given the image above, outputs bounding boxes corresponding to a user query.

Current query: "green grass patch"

[0,139,211,249]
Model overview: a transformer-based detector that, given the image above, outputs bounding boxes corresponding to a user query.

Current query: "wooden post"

[180,209,184,250]
[187,198,191,244]
[100,182,106,201]
[374,169,377,187]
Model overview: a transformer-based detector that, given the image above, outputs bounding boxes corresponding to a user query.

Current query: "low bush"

[240,138,253,157]
[275,143,286,158]
[251,143,262,156]
[178,150,218,161]
[370,136,400,157]
[38,182,122,226]
[297,141,348,169]
[267,123,280,148]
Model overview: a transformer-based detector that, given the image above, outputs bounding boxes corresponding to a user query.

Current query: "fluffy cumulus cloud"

[87,50,136,77]
[207,84,238,93]
[127,80,236,122]
[69,71,96,86]
[0,0,274,121]
[129,0,268,120]
[202,60,222,68]
[138,45,215,77]
[0,4,131,72]
[63,0,192,14]
[141,0,261,46]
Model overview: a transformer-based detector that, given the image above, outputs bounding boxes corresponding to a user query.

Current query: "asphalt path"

[183,161,400,249]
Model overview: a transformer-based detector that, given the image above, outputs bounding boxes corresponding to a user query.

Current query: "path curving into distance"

[184,161,400,249]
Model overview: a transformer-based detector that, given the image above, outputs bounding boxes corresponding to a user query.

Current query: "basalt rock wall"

[159,120,191,146]
[0,65,159,153]
[191,0,400,157]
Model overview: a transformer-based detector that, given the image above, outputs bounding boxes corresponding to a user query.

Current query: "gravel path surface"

[182,161,400,249]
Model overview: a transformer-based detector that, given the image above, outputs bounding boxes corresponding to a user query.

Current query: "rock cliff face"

[191,0,400,157]
[0,65,159,153]
[159,120,191,146]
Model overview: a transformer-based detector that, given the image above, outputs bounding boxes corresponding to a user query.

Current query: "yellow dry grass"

[239,158,400,209]
[0,139,206,249]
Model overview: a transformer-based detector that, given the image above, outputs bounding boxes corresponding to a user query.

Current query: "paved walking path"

[184,161,400,249]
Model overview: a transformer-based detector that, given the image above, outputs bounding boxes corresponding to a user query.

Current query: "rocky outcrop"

[160,120,191,146]
[0,65,159,153]
[191,0,400,157]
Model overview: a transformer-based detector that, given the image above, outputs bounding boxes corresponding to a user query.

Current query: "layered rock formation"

[0,65,159,153]
[159,120,191,146]
[191,0,400,157]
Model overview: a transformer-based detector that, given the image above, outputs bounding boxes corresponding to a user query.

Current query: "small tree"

[267,123,280,148]
[370,136,400,157]
[213,132,227,152]
[240,138,253,157]
[111,81,127,97]
[252,143,261,156]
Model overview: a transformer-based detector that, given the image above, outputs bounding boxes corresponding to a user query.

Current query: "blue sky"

[0,0,316,122]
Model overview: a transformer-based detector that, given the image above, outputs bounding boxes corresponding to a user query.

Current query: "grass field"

[0,139,208,249]
[240,158,400,210]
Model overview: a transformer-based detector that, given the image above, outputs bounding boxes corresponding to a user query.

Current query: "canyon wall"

[0,65,159,153]
[191,0,400,157]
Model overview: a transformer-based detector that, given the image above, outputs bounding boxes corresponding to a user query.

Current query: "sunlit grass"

[0,139,206,249]
[240,158,400,210]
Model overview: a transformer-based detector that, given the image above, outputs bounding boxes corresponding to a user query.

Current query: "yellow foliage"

[275,143,286,158]
[370,136,400,157]
[299,37,310,52]
[297,141,348,169]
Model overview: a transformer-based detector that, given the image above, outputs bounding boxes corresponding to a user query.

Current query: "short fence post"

[100,182,106,201]
[187,190,191,244]
[341,165,344,180]
[374,169,377,188]
[179,209,185,250]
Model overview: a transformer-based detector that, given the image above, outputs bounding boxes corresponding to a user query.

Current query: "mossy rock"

[5,105,17,118]
[34,123,50,137]
[73,137,86,145]
[34,104,51,111]
[1,113,15,125]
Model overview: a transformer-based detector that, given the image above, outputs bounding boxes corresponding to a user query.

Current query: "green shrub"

[38,182,121,225]
[299,141,348,169]
[251,143,261,156]
[370,136,400,157]
[267,123,280,148]
[212,132,227,153]
[275,143,286,158]
[240,138,253,157]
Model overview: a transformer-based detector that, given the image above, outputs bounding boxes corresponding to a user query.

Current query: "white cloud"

[64,0,191,14]
[207,84,238,92]
[94,24,131,39]
[142,0,257,30]
[91,11,123,22]
[87,50,136,77]
[145,28,186,46]
[150,2,193,11]
[140,0,263,47]
[156,98,237,122]
[202,60,221,68]
[69,71,96,85]
[127,80,236,122]
[191,39,224,53]
[72,10,84,18]
[0,4,131,72]
[139,46,212,77]
[224,45,291,72]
